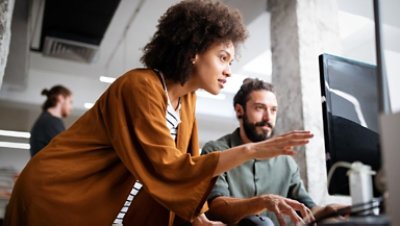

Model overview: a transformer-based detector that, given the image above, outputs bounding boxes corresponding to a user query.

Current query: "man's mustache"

[254,120,273,128]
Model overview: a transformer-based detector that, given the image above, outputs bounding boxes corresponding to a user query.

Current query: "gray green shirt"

[202,128,316,224]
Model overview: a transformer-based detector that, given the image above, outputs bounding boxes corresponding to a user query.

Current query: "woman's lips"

[218,79,226,88]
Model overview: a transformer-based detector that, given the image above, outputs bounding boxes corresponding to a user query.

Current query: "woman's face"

[191,41,235,95]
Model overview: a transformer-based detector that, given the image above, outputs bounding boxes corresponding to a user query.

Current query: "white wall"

[337,0,400,113]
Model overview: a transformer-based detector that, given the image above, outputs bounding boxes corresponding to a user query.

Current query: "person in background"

[29,85,73,157]
[4,1,313,226]
[202,78,344,226]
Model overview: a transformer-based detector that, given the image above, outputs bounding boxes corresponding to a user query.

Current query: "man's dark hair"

[141,0,248,85]
[41,85,71,111]
[233,78,274,109]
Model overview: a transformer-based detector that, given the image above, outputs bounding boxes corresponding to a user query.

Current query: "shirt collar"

[230,128,244,147]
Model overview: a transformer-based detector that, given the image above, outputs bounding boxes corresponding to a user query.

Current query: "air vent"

[42,36,99,63]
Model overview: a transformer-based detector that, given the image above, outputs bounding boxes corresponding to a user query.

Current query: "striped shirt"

[113,71,181,225]
[166,97,181,140]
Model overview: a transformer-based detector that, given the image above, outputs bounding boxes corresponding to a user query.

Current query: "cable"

[327,161,352,189]
[305,197,384,225]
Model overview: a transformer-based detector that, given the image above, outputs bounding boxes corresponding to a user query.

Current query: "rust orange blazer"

[4,69,220,226]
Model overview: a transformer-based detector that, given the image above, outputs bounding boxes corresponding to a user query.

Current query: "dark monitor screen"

[319,53,382,196]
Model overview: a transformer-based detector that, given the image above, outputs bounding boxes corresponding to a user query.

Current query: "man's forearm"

[207,196,266,224]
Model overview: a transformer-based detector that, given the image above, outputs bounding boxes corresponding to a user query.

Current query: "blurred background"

[1,0,400,223]
[0,0,399,178]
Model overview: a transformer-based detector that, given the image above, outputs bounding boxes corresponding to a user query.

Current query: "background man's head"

[233,78,278,142]
[41,85,73,118]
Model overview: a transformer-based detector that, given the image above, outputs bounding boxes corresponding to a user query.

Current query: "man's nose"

[263,110,271,121]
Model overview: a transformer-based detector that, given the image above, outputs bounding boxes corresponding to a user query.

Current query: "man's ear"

[57,94,65,104]
[234,104,244,119]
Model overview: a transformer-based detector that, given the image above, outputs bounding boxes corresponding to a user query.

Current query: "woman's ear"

[192,54,199,64]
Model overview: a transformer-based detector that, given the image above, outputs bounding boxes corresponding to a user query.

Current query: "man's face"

[241,90,278,142]
[60,95,73,118]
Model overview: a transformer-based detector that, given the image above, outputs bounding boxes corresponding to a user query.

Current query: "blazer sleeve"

[99,70,220,220]
[201,141,231,201]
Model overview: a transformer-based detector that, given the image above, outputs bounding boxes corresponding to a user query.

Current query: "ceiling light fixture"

[84,103,94,109]
[0,129,30,138]
[99,76,116,84]
[0,141,30,150]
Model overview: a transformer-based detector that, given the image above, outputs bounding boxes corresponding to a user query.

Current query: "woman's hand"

[262,194,314,226]
[192,213,226,226]
[213,130,313,178]
[249,130,313,160]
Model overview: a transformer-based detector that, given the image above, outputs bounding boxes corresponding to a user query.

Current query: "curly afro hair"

[141,0,248,85]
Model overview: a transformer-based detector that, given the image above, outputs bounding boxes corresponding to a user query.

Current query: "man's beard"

[61,108,69,118]
[242,113,274,142]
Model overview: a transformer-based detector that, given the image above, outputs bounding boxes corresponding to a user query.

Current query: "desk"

[319,215,390,226]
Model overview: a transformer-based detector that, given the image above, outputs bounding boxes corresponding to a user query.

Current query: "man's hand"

[262,194,315,226]
[192,213,226,226]
[312,204,351,221]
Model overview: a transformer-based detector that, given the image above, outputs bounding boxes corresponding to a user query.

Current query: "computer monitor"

[319,53,382,196]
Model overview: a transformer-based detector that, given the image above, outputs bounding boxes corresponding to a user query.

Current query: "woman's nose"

[224,64,232,77]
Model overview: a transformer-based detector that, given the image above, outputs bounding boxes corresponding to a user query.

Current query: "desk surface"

[319,215,390,226]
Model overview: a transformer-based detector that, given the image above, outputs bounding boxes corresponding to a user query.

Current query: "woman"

[4,0,313,225]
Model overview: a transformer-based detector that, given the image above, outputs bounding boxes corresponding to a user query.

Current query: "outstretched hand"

[212,130,313,178]
[250,130,313,160]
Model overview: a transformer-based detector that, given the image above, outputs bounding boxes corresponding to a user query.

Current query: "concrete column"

[0,0,15,89]
[3,0,30,91]
[269,0,342,204]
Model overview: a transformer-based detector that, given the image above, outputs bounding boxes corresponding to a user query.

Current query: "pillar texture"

[0,0,15,88]
[269,0,341,204]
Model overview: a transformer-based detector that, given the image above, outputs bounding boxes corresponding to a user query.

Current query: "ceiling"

[0,0,399,148]
[35,0,121,63]
[38,0,121,48]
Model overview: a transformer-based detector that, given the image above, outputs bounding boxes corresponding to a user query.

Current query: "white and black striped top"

[166,98,181,140]
[113,71,181,225]
[160,69,181,141]
[113,181,143,224]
